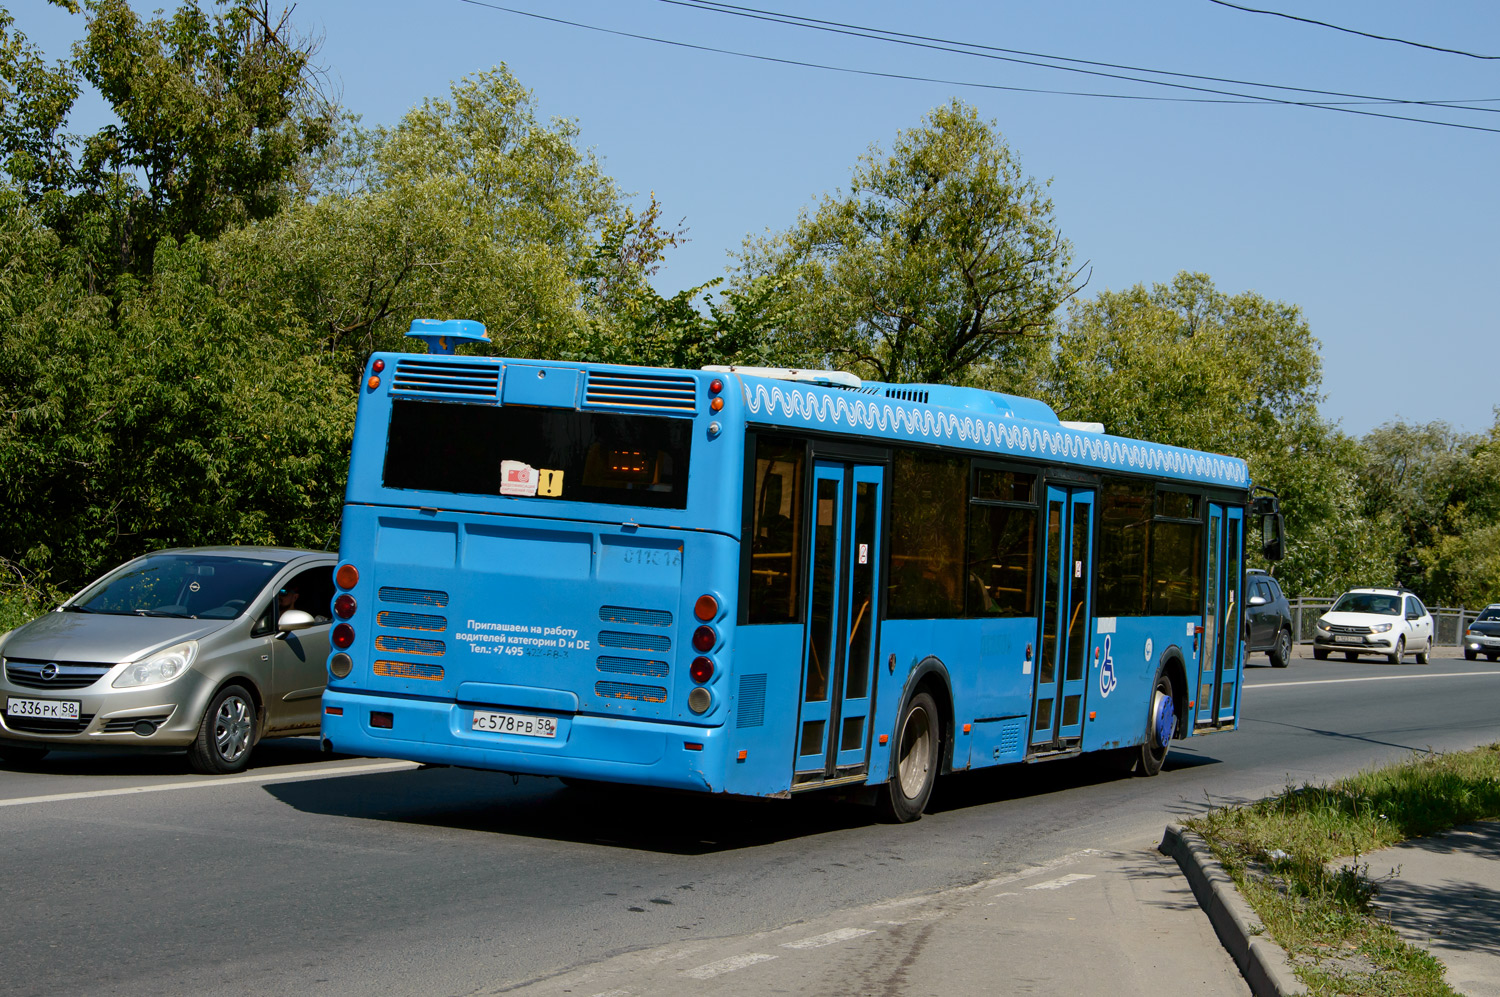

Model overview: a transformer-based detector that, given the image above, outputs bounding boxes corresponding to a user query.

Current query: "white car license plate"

[6,697,81,720]
[1334,635,1364,644]
[471,710,557,738]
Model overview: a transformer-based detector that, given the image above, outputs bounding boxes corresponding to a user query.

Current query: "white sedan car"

[1313,588,1434,664]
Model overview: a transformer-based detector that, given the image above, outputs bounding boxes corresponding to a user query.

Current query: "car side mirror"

[278,609,316,634]
[1248,595,1267,607]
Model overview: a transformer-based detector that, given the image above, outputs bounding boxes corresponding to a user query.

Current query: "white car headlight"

[113,640,198,689]
[1371,623,1393,633]
[1315,621,1331,634]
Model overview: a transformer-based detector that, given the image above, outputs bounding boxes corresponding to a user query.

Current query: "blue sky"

[19,1,1499,439]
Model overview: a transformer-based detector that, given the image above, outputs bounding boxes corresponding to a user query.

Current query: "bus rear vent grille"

[737,673,767,728]
[595,681,668,703]
[598,605,673,627]
[886,387,929,403]
[376,611,447,631]
[374,635,445,656]
[596,655,669,678]
[392,359,501,401]
[379,587,449,608]
[585,372,697,412]
[374,660,445,681]
[598,631,671,652]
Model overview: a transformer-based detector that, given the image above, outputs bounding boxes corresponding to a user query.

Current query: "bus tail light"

[334,594,356,619]
[690,656,714,683]
[694,594,719,621]
[332,624,355,649]
[691,626,716,652]
[687,687,712,714]
[330,653,352,678]
[370,711,393,729]
[336,564,359,589]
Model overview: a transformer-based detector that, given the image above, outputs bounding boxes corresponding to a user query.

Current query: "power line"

[1208,0,1499,61]
[669,0,1499,114]
[453,0,1500,135]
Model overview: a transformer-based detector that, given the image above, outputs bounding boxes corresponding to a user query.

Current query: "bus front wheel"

[877,691,940,823]
[1133,671,1176,778]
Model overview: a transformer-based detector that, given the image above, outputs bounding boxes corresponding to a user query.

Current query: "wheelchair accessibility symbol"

[1099,634,1118,698]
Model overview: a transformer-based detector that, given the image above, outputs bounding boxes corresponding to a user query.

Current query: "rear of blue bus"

[320,355,747,792]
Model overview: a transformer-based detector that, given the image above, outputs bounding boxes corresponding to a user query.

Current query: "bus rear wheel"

[876,691,939,823]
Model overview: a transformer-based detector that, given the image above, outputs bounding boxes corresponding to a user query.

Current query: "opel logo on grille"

[40,662,59,681]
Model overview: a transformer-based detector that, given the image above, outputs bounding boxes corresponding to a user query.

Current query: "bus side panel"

[720,623,801,796]
[1079,616,1199,753]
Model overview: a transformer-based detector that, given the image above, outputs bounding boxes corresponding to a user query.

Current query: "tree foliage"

[737,99,1079,385]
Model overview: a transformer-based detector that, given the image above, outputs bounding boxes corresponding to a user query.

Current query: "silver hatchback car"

[0,547,335,773]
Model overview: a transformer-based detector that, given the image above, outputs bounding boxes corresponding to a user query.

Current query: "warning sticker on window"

[500,460,539,497]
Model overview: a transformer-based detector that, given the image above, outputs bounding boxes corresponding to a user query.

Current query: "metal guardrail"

[1289,596,1480,646]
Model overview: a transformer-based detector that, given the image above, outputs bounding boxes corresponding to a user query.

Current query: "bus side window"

[888,450,966,619]
[748,439,805,624]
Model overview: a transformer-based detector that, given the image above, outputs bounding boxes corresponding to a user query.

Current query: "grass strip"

[1184,744,1500,997]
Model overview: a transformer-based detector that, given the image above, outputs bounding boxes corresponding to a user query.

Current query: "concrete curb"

[1160,824,1307,997]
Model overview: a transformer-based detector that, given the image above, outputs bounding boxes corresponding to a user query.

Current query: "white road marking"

[1256,671,1500,690]
[589,990,631,997]
[0,759,420,808]
[779,928,874,950]
[1026,873,1096,891]
[681,954,776,979]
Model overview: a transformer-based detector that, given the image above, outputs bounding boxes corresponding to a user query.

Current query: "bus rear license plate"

[1334,635,1363,644]
[6,697,81,720]
[471,710,557,738]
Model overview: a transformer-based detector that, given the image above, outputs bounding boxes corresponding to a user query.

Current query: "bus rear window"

[382,401,692,510]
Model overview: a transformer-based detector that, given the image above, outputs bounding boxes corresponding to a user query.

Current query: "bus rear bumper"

[320,689,724,793]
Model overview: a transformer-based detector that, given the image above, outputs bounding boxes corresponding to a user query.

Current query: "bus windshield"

[381,400,692,509]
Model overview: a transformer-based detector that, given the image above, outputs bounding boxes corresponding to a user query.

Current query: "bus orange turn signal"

[694,594,718,620]
[336,564,359,589]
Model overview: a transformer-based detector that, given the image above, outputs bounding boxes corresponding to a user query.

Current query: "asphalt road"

[2,645,1498,997]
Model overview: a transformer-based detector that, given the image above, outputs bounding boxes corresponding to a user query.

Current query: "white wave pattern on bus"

[742,382,1249,485]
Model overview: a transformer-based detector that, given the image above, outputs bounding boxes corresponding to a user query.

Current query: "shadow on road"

[0,735,333,778]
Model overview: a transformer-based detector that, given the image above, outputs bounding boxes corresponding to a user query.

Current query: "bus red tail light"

[691,626,716,652]
[694,594,719,621]
[336,564,359,589]
[334,594,356,619]
[690,656,714,683]
[332,623,355,649]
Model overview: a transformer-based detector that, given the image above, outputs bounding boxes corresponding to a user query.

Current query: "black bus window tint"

[888,451,966,619]
[1151,521,1204,616]
[748,439,805,624]
[1097,479,1152,616]
[975,469,1034,503]
[1156,490,1199,519]
[966,504,1036,617]
[382,400,691,510]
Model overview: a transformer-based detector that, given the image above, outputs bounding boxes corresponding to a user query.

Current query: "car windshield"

[1331,592,1401,616]
[68,554,283,619]
[1478,607,1500,622]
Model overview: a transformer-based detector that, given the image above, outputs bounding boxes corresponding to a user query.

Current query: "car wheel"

[1344,651,1359,661]
[1269,628,1293,668]
[1416,638,1431,664]
[1388,636,1405,665]
[876,690,940,823]
[1465,649,1478,661]
[1313,648,1328,661]
[188,684,258,775]
[0,745,49,766]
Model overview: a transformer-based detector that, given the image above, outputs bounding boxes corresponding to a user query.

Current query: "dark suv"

[1245,568,1294,667]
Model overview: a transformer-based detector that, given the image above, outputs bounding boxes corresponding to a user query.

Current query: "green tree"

[736,99,1080,385]
[0,5,79,202]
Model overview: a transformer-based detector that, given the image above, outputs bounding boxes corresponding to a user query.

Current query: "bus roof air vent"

[585,371,697,412]
[391,358,501,402]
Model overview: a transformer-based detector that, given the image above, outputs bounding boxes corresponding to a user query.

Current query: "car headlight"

[1371,623,1393,633]
[1315,621,1330,634]
[113,640,198,689]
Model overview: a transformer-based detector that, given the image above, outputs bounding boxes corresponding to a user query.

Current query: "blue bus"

[320,320,1283,821]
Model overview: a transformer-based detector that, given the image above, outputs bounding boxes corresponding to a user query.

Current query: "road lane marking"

[1256,672,1500,690]
[780,928,874,950]
[1026,873,1096,891]
[681,954,776,979]
[0,759,420,808]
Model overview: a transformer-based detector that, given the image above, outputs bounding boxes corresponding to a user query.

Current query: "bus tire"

[876,691,940,823]
[1133,670,1176,778]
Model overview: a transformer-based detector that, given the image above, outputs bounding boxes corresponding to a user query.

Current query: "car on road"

[1312,587,1434,664]
[0,546,335,773]
[1244,568,1294,667]
[1463,604,1500,661]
